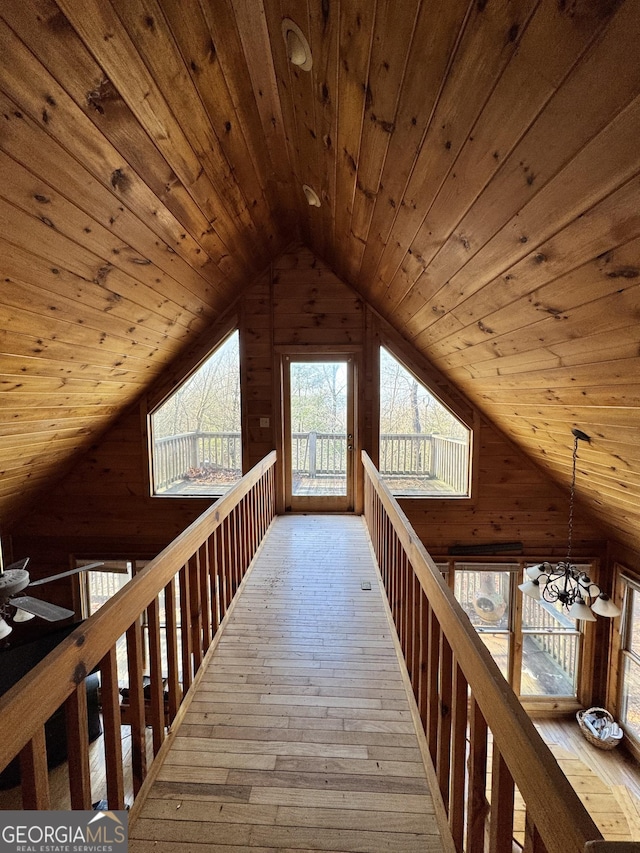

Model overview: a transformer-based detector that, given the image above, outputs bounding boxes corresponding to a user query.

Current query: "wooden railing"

[362,451,623,853]
[0,451,276,811]
[155,431,467,494]
[431,434,468,494]
[291,431,347,477]
[522,596,579,692]
[379,432,432,476]
[153,431,242,491]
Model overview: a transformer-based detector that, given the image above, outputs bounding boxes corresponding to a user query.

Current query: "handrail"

[362,451,609,853]
[0,450,277,809]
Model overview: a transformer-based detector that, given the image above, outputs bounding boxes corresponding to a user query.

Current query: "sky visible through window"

[151,332,242,495]
[379,347,470,496]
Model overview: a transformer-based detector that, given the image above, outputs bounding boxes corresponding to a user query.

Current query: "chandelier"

[518,429,621,621]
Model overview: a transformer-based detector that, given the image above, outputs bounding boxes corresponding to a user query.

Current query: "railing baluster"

[164,577,181,722]
[223,516,234,610]
[524,810,549,853]
[426,605,440,765]
[147,596,166,756]
[208,531,220,634]
[240,499,248,578]
[418,591,429,728]
[99,646,125,809]
[20,727,50,810]
[489,745,515,853]
[467,696,489,853]
[179,563,193,692]
[126,617,147,796]
[199,541,212,650]
[411,573,421,695]
[248,486,257,558]
[404,550,414,671]
[450,661,469,851]
[233,507,242,591]
[189,554,203,672]
[437,634,453,808]
[65,683,92,809]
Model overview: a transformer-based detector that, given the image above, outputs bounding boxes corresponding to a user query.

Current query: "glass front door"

[284,356,354,512]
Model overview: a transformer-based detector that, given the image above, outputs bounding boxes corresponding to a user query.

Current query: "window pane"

[454,569,510,630]
[622,656,640,739]
[151,332,242,496]
[520,631,578,696]
[290,361,347,497]
[379,347,470,496]
[478,633,510,679]
[454,568,511,678]
[627,588,640,656]
[82,559,132,615]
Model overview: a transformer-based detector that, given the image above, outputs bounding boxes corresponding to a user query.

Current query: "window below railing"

[435,559,590,706]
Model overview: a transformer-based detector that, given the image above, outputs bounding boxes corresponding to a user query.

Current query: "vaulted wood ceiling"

[1,0,639,552]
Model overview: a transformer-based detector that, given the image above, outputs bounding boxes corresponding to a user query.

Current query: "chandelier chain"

[566,434,579,567]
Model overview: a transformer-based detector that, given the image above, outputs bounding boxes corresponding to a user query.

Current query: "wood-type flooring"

[129,514,447,852]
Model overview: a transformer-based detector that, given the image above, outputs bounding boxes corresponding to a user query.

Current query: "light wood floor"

[130,514,447,853]
[531,718,640,842]
[0,725,154,810]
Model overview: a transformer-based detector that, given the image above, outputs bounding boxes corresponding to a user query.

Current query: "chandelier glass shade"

[519,560,620,621]
[0,615,12,639]
[518,430,621,621]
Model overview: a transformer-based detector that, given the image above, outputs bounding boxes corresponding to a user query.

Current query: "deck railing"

[431,435,468,494]
[378,432,432,475]
[522,595,579,692]
[153,431,242,491]
[0,451,276,811]
[291,431,347,477]
[362,451,627,853]
[154,431,466,491]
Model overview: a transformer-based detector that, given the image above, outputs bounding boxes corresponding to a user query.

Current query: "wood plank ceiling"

[1,0,639,552]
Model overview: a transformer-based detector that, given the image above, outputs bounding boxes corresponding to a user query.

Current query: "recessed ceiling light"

[302,185,321,207]
[282,18,312,71]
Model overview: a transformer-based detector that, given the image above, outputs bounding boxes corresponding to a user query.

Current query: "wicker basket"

[576,707,623,750]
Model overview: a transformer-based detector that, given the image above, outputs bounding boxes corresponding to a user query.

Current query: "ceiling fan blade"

[11,596,75,622]
[28,562,104,587]
[3,557,30,572]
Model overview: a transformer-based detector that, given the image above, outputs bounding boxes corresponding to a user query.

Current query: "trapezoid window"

[150,331,242,496]
[379,346,471,497]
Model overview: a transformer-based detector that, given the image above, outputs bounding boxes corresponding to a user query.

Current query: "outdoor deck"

[162,474,458,497]
[129,514,447,853]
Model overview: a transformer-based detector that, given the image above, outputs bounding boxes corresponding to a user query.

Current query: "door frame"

[275,347,361,514]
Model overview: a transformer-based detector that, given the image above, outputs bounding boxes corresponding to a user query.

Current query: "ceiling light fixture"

[281,19,313,71]
[302,184,321,207]
[519,429,621,621]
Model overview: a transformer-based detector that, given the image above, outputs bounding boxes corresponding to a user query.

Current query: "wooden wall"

[11,246,608,607]
[2,0,639,569]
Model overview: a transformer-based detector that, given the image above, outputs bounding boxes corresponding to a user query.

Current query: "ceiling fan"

[0,557,103,638]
